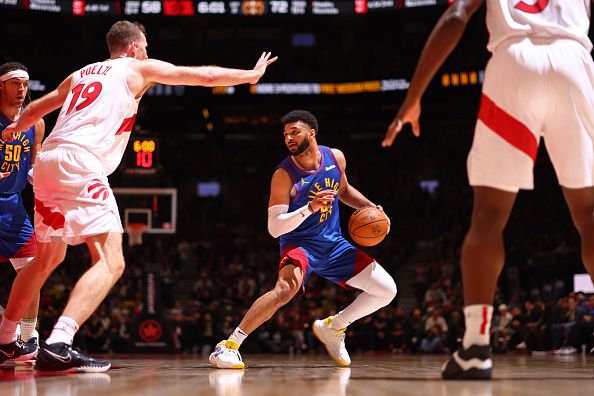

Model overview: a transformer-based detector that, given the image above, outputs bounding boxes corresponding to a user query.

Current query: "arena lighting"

[441,70,484,87]
[211,78,410,95]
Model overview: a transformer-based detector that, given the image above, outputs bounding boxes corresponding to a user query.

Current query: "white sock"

[46,316,79,346]
[20,318,37,341]
[330,262,397,330]
[0,316,19,344]
[229,327,248,347]
[462,304,493,349]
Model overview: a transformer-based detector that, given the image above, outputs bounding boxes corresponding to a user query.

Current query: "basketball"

[348,207,389,247]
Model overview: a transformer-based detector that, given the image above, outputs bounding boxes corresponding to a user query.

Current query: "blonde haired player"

[0,21,277,372]
[383,0,594,380]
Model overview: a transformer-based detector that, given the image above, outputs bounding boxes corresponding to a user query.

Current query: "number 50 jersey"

[42,57,140,175]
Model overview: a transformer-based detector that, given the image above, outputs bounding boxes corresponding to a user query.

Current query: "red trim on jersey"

[276,165,296,185]
[10,234,36,259]
[338,249,375,289]
[288,147,325,176]
[115,114,137,135]
[480,306,489,335]
[478,94,538,162]
[34,198,65,230]
[279,244,309,274]
[326,147,342,176]
[515,0,548,14]
[279,244,309,295]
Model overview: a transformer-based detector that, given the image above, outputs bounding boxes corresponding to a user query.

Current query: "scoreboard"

[0,1,452,16]
[125,138,160,176]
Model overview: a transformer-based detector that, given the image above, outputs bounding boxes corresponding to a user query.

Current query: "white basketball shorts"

[468,38,594,192]
[33,144,123,245]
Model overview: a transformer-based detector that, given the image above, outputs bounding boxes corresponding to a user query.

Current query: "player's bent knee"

[381,276,398,305]
[360,262,397,306]
[272,281,299,306]
[110,257,126,279]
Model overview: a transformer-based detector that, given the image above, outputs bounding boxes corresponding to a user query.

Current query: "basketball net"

[125,223,147,246]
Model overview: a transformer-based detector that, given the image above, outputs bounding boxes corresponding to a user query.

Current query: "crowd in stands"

[1,6,593,358]
[2,135,593,357]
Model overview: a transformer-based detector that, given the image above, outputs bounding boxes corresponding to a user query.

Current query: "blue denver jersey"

[0,112,35,194]
[277,146,343,251]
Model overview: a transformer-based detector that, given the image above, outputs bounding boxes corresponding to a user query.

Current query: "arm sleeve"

[267,204,313,239]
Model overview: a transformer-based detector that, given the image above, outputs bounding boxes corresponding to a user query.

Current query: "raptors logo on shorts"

[86,179,109,201]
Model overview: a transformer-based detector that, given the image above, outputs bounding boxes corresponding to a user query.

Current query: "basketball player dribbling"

[0,62,44,364]
[0,21,277,372]
[210,110,397,369]
[382,0,594,380]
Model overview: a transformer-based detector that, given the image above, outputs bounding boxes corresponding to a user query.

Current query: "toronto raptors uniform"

[34,57,139,245]
[468,0,594,191]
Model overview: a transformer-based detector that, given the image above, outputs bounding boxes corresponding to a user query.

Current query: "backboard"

[112,188,177,235]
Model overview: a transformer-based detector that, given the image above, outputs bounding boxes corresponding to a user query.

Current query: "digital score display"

[0,0,451,15]
[125,138,160,176]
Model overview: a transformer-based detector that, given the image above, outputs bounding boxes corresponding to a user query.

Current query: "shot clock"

[125,137,159,175]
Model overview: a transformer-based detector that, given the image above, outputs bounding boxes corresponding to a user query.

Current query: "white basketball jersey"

[486,0,592,51]
[43,57,140,175]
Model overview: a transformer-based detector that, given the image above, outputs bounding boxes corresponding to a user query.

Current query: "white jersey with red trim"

[486,0,592,52]
[42,57,139,175]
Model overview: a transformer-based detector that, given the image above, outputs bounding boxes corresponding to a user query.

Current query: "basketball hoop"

[125,223,148,246]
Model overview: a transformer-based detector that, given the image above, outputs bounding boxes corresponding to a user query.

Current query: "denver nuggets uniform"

[276,146,373,291]
[469,0,594,191]
[0,114,36,269]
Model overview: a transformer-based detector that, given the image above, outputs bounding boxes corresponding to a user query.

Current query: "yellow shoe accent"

[224,339,240,350]
[313,317,350,367]
[324,316,346,333]
[209,340,246,369]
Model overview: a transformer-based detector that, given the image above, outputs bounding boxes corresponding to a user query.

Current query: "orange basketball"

[348,207,389,247]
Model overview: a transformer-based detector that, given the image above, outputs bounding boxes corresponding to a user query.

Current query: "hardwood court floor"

[1,354,592,396]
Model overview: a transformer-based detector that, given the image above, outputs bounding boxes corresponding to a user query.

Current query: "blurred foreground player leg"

[0,62,45,363]
[210,110,396,368]
[0,20,277,372]
[382,0,594,380]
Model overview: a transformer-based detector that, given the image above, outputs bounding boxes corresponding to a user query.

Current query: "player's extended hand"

[376,205,391,234]
[251,52,278,84]
[0,172,9,179]
[381,98,421,147]
[1,122,21,142]
[309,189,337,213]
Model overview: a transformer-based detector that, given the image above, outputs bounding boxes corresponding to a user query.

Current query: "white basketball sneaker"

[313,316,351,366]
[209,340,245,369]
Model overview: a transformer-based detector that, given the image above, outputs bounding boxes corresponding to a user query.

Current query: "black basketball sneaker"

[14,330,40,362]
[0,339,27,364]
[441,344,492,380]
[35,341,111,373]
